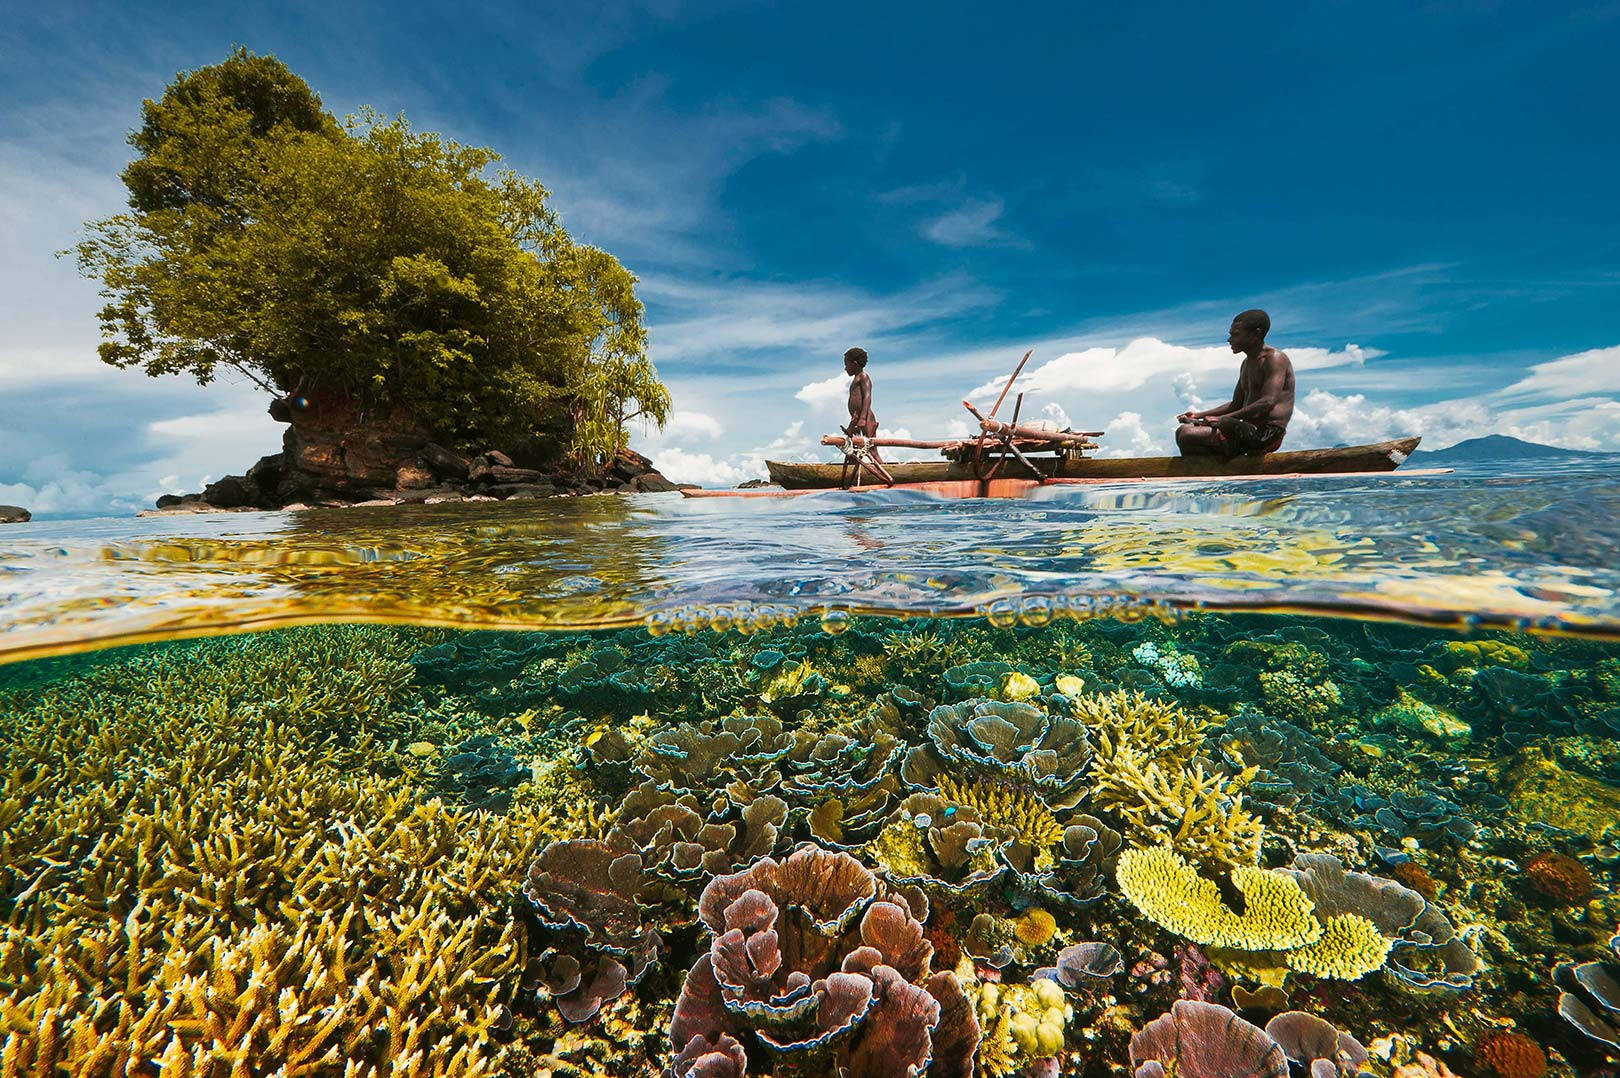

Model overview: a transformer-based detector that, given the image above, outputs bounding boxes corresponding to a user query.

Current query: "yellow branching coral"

[1286,913,1393,981]
[1117,847,1321,951]
[935,773,1064,867]
[0,627,557,1077]
[1068,691,1264,869]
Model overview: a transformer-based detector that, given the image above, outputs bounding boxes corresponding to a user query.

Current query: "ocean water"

[3,466,1620,1077]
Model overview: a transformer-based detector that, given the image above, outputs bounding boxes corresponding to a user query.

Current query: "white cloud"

[1497,345,1620,401]
[922,198,1019,248]
[796,374,850,412]
[964,338,1375,402]
[652,409,725,441]
[1097,411,1165,457]
[649,447,753,487]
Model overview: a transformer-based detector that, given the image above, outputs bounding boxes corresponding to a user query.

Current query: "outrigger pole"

[820,348,1103,487]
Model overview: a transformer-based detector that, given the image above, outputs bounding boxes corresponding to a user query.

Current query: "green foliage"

[74,48,669,458]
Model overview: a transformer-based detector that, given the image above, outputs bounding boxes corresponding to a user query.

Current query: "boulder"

[487,483,557,500]
[395,464,435,490]
[483,449,515,467]
[486,465,544,484]
[736,478,772,489]
[0,505,30,524]
[421,442,470,480]
[202,474,261,509]
[632,472,680,492]
[245,453,284,493]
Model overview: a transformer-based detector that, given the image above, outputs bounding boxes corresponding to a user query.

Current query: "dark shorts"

[1218,421,1286,456]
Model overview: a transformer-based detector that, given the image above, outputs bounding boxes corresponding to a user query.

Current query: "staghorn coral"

[0,627,548,1077]
[667,846,978,1078]
[1116,847,1320,953]
[1071,691,1264,870]
[903,697,1092,810]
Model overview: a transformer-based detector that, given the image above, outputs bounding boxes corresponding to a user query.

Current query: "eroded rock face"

[149,396,682,512]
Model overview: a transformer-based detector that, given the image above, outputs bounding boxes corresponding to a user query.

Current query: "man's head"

[1228,309,1270,353]
[843,346,869,374]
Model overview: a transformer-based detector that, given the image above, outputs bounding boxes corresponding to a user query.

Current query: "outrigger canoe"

[761,436,1422,490]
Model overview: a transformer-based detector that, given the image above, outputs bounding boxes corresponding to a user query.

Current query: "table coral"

[1116,847,1320,952]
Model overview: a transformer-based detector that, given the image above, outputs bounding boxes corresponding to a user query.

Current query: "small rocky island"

[151,397,684,514]
[0,505,30,524]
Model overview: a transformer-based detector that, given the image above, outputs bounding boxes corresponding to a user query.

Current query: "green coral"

[1370,690,1471,747]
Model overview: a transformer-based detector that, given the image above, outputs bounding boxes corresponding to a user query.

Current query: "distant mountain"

[1410,434,1617,462]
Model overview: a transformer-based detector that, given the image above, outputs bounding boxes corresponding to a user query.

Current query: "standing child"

[843,346,879,462]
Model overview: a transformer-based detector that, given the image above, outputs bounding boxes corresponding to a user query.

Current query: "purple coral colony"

[5,610,1620,1075]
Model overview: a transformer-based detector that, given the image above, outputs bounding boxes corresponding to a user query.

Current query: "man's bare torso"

[1235,347,1296,429]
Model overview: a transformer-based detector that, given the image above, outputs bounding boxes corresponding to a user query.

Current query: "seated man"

[1175,309,1295,457]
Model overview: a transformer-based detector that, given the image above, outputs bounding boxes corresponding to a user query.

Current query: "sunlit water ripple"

[3,462,1620,660]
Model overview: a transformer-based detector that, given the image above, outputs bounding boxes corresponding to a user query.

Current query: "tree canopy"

[75,47,669,459]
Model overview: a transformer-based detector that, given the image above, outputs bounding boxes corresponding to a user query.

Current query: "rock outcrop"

[0,505,30,524]
[148,395,686,514]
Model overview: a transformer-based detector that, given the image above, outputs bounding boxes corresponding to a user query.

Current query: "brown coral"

[1392,861,1439,902]
[1521,852,1593,905]
[1474,1029,1548,1078]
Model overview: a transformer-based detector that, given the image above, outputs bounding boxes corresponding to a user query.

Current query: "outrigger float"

[683,351,1435,500]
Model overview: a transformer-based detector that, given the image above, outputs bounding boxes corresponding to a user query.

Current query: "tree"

[74,49,669,460]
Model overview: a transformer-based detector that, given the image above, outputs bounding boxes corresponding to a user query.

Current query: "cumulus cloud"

[796,373,850,412]
[964,338,1376,402]
[1096,411,1165,457]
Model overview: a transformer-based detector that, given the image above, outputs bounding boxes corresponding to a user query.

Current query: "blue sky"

[3,1,1618,513]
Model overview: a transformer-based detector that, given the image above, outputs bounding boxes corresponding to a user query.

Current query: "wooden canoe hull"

[763,437,1420,490]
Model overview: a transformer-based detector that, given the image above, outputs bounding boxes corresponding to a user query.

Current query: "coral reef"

[666,846,978,1077]
[1117,847,1320,952]
[1071,692,1264,869]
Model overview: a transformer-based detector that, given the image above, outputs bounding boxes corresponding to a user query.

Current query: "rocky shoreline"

[142,397,689,516]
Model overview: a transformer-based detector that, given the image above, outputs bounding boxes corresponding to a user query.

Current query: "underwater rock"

[1369,691,1472,748]
[902,698,1092,810]
[1520,851,1594,905]
[668,846,979,1077]
[1130,1000,1288,1078]
[1502,748,1620,843]
[1553,929,1620,1052]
